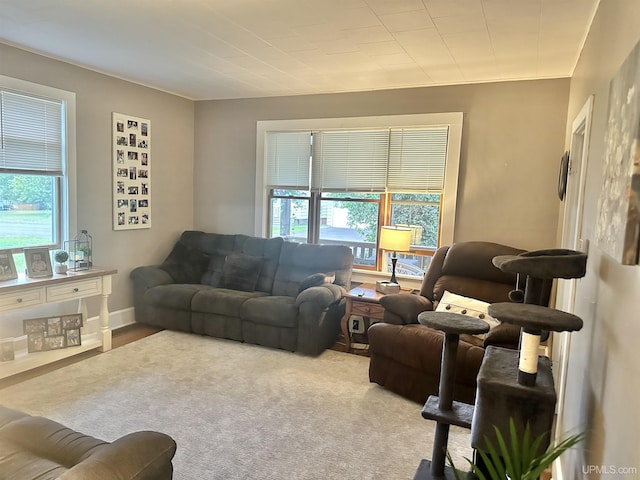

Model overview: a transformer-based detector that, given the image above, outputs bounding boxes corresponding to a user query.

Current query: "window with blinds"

[388,127,448,193]
[0,90,64,176]
[258,113,462,278]
[266,126,450,193]
[0,77,75,258]
[313,129,389,192]
[265,131,311,190]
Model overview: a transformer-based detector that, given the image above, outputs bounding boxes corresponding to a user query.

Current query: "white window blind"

[265,131,311,189]
[388,126,449,192]
[0,89,64,176]
[313,129,388,192]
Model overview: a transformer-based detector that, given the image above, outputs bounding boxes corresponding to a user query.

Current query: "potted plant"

[54,250,69,274]
[448,419,585,480]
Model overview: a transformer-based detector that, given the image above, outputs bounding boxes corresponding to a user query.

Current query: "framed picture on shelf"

[24,317,47,335]
[62,314,83,329]
[27,332,45,353]
[0,250,18,281]
[0,338,15,362]
[24,247,52,278]
[65,328,81,346]
[23,313,84,352]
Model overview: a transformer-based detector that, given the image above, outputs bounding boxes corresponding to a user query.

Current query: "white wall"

[559,1,640,477]
[0,43,195,315]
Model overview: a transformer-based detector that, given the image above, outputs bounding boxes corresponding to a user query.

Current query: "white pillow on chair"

[435,290,500,339]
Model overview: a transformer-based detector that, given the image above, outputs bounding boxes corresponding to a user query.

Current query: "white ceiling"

[0,0,599,101]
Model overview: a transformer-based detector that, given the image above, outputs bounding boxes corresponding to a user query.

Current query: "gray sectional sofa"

[131,231,354,355]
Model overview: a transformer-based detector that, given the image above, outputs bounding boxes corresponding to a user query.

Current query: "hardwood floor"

[0,324,161,390]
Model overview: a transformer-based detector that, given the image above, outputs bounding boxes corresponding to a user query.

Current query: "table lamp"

[379,226,412,284]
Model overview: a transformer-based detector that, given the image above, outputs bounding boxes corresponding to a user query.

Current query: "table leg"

[340,300,353,353]
[99,275,112,352]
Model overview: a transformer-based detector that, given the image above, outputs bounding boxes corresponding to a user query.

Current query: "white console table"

[0,267,117,379]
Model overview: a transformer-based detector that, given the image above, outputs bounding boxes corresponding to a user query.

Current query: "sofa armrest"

[0,408,176,480]
[295,283,345,309]
[483,322,521,349]
[296,284,347,355]
[60,431,176,480]
[130,265,175,290]
[378,294,434,325]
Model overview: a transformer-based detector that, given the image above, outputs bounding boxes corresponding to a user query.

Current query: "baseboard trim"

[85,307,136,333]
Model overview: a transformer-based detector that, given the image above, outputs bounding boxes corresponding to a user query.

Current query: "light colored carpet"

[1,330,473,479]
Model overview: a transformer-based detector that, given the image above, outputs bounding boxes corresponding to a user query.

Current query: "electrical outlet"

[350,317,365,334]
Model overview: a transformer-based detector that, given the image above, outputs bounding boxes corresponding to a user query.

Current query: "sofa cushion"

[182,232,282,293]
[145,284,211,310]
[159,241,210,284]
[191,288,267,317]
[240,296,299,328]
[241,236,284,293]
[199,233,243,287]
[272,242,353,297]
[220,253,264,292]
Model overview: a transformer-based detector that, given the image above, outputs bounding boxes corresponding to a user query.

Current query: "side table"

[340,283,413,353]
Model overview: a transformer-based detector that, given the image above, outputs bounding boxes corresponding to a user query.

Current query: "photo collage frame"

[23,313,83,353]
[112,112,151,230]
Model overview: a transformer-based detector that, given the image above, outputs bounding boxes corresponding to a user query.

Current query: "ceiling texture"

[0,0,599,101]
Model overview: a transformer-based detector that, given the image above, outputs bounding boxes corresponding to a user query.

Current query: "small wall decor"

[23,313,83,353]
[557,151,570,201]
[24,247,53,278]
[595,38,640,264]
[0,250,18,281]
[112,112,151,230]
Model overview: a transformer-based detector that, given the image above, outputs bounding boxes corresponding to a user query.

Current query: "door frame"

[553,94,593,476]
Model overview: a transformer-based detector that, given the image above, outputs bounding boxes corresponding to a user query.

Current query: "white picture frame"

[0,249,18,281]
[24,247,53,278]
[112,112,151,230]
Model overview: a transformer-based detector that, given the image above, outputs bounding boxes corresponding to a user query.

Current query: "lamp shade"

[379,226,412,252]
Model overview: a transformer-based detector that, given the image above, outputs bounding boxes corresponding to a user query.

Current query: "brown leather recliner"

[368,241,547,405]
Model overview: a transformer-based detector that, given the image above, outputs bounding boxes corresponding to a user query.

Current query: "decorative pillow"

[220,253,263,292]
[297,273,327,294]
[435,290,500,339]
[159,241,210,284]
[296,272,336,294]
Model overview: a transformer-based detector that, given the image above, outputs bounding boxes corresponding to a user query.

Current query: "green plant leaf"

[476,438,506,480]
[528,431,586,479]
[445,450,467,480]
[472,419,585,480]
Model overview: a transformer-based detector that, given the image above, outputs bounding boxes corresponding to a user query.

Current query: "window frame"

[256,113,462,274]
[0,75,76,254]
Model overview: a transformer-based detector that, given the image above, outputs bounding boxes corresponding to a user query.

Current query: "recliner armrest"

[483,322,521,349]
[378,294,434,325]
[130,265,175,290]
